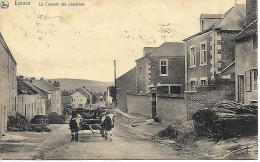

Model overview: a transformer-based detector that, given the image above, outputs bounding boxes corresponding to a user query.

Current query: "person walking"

[69,112,79,141]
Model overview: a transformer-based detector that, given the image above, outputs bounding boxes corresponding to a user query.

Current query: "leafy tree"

[52,80,60,87]
[61,90,71,96]
[108,86,116,98]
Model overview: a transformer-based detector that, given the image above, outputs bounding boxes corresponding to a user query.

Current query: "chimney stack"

[19,76,24,80]
[83,85,86,89]
[31,77,35,80]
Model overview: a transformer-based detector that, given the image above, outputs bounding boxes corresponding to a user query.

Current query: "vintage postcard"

[0,0,258,160]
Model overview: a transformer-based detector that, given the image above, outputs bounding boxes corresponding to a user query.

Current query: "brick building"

[183,4,246,91]
[116,67,137,112]
[235,0,258,105]
[136,42,185,96]
[0,33,17,137]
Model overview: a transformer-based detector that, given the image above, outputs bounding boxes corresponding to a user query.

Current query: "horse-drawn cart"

[73,107,106,136]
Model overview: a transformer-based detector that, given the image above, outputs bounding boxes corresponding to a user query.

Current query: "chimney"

[31,77,35,80]
[83,85,86,89]
[19,76,24,80]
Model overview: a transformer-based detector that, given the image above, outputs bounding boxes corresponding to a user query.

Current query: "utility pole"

[114,60,117,107]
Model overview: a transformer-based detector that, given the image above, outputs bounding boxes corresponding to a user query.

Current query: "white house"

[71,86,92,108]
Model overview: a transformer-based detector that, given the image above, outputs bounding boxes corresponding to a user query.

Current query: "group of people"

[69,108,115,142]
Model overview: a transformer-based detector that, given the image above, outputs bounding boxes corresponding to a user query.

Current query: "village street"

[0,123,194,160]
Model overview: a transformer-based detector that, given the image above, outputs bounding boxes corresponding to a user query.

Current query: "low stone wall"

[127,93,152,118]
[185,81,235,120]
[157,96,186,125]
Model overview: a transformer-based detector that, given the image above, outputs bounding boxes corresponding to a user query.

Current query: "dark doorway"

[151,93,156,118]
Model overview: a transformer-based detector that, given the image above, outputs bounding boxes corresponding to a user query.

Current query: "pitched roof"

[235,19,258,40]
[73,87,92,98]
[17,78,38,95]
[148,42,185,57]
[184,4,246,41]
[31,80,59,92]
[143,47,158,56]
[212,4,246,30]
[0,33,17,65]
[24,81,47,98]
[200,14,223,19]
[117,67,136,81]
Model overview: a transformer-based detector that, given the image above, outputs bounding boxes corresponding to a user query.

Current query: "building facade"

[0,33,17,137]
[71,87,92,108]
[184,4,246,91]
[235,0,258,105]
[31,79,62,115]
[136,42,185,97]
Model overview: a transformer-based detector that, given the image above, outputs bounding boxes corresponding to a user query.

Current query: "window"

[87,99,90,104]
[253,69,258,90]
[170,86,181,94]
[201,80,207,85]
[200,43,207,65]
[139,66,143,77]
[190,46,196,67]
[160,59,168,75]
[245,70,251,92]
[25,104,27,117]
[191,81,196,90]
[161,86,169,94]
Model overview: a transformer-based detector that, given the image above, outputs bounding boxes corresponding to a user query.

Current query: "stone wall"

[127,93,151,118]
[185,81,235,120]
[156,96,186,125]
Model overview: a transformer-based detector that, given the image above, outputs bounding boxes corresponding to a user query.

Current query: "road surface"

[27,124,183,160]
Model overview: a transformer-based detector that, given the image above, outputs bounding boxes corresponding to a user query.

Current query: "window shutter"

[246,70,251,92]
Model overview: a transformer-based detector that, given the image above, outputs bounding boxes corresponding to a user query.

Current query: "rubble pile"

[192,101,258,140]
[158,125,178,139]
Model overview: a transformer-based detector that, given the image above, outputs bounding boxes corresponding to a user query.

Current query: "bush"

[7,113,33,131]
[48,112,65,124]
[31,125,52,132]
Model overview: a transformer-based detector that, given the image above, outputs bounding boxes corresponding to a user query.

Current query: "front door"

[238,75,245,103]
[151,93,156,118]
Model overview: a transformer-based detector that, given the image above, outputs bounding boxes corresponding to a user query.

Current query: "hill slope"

[50,78,113,93]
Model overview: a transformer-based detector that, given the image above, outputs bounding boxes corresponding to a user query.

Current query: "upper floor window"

[190,46,196,68]
[139,66,143,77]
[253,69,258,90]
[200,42,207,65]
[160,59,168,76]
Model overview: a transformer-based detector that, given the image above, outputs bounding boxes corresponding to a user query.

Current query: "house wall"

[185,30,238,91]
[184,81,235,120]
[235,37,258,105]
[185,32,212,90]
[17,94,39,121]
[150,56,185,92]
[50,90,62,115]
[156,96,186,124]
[126,93,151,118]
[116,67,137,112]
[0,38,17,136]
[136,58,149,93]
[71,91,87,108]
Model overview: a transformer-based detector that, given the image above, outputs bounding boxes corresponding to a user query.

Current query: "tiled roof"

[148,42,185,57]
[24,81,47,98]
[31,80,59,92]
[117,67,136,81]
[17,78,38,95]
[235,19,257,40]
[0,33,17,65]
[184,4,246,41]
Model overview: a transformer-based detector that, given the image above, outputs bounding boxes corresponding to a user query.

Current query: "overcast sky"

[0,0,246,82]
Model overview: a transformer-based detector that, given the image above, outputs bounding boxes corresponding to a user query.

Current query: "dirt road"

[28,124,186,160]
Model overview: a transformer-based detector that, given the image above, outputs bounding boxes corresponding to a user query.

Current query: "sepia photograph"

[0,0,258,160]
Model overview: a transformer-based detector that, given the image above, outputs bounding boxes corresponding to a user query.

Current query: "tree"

[52,80,60,87]
[61,90,70,96]
[108,86,116,98]
[48,80,51,83]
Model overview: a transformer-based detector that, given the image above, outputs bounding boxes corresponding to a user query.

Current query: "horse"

[100,112,115,142]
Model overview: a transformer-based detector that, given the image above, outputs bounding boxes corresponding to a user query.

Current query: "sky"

[0,0,246,82]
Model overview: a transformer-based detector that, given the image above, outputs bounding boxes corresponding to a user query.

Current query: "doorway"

[151,93,156,118]
[238,75,245,103]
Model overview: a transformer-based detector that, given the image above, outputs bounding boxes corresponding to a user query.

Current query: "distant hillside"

[49,78,113,93]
